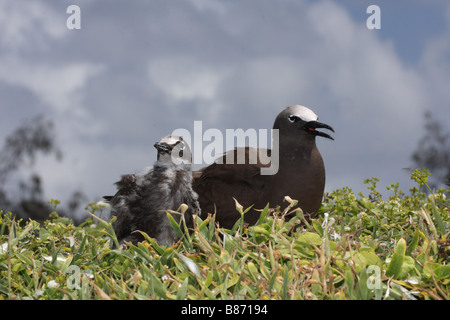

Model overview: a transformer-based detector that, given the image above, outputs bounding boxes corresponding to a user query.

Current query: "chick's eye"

[288,115,298,123]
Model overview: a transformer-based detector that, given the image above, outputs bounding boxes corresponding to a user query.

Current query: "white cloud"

[218,1,425,135]
[0,56,103,117]
[418,3,450,121]
[148,57,230,123]
[188,0,227,15]
[0,0,65,50]
[149,57,225,101]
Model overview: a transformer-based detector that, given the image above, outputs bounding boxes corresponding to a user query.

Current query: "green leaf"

[429,197,446,236]
[281,269,290,299]
[73,234,87,262]
[246,261,259,283]
[356,266,372,300]
[176,278,189,300]
[166,212,184,238]
[16,251,33,266]
[39,228,51,241]
[256,203,270,225]
[406,229,420,256]
[178,253,201,278]
[204,271,213,288]
[60,255,74,274]
[311,220,324,237]
[129,243,153,263]
[386,238,406,278]
[268,266,279,293]
[423,261,450,281]
[397,256,416,279]
[249,225,270,236]
[345,267,355,298]
[148,271,168,299]
[296,232,322,246]
[352,251,382,272]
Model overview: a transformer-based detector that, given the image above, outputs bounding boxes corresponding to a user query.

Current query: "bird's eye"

[288,115,298,123]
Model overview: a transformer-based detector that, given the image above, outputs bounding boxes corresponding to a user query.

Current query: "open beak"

[304,121,335,140]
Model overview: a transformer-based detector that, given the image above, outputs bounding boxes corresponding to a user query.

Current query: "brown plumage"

[192,105,334,229]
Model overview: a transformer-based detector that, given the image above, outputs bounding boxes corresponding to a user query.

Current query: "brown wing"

[192,147,270,229]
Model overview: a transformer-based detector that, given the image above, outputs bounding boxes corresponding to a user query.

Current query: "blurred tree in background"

[411,111,450,190]
[0,115,87,224]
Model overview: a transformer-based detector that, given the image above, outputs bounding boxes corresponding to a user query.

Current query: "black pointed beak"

[154,142,173,153]
[304,121,335,140]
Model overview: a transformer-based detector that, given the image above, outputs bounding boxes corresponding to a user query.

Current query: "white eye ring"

[288,115,298,123]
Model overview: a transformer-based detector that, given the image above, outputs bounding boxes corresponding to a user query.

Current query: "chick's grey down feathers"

[105,136,200,246]
[192,105,334,229]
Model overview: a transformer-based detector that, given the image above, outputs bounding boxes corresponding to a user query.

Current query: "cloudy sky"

[1,0,449,213]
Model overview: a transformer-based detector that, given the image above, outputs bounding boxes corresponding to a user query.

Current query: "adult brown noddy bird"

[192,105,334,229]
[104,135,200,246]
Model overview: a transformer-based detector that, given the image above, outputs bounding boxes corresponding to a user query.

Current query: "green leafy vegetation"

[0,169,448,300]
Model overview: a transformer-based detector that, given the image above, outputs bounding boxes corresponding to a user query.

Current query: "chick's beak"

[154,142,173,153]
